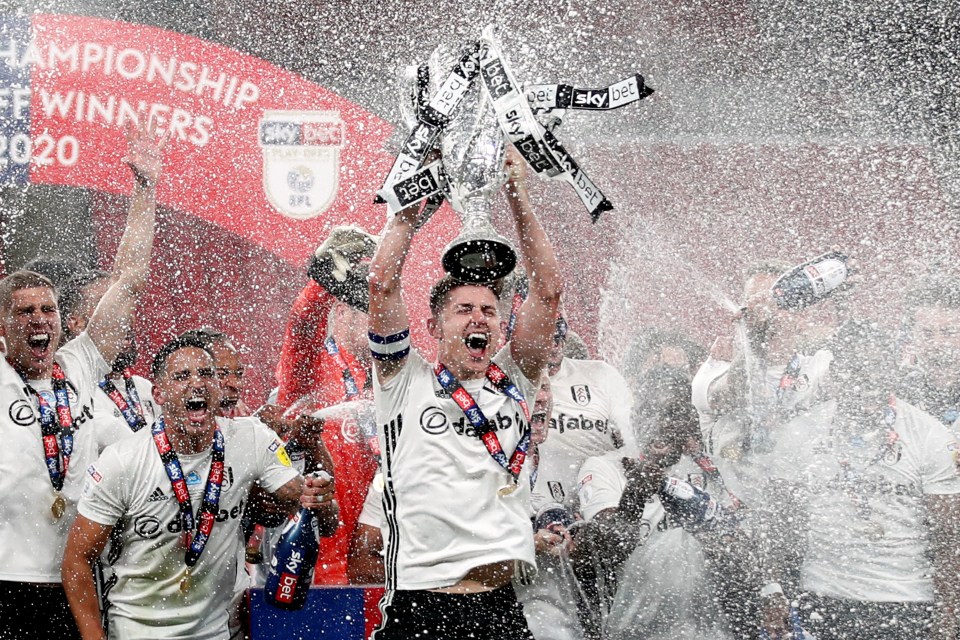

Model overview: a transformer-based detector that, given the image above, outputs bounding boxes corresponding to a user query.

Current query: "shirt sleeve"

[252,418,301,493]
[357,482,385,528]
[605,364,635,450]
[276,281,337,409]
[57,331,110,394]
[691,357,730,416]
[577,456,626,522]
[919,414,960,496]
[77,446,129,527]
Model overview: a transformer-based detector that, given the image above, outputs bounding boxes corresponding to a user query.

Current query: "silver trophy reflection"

[427,45,517,283]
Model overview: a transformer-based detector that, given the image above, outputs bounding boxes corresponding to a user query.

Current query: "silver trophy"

[423,44,517,283]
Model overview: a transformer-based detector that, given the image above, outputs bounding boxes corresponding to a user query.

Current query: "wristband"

[369,329,411,361]
[760,582,784,598]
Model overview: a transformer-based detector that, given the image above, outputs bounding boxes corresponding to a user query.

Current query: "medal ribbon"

[99,369,147,432]
[325,337,380,456]
[151,417,225,568]
[434,362,530,481]
[23,363,74,492]
[835,395,899,520]
[747,353,804,452]
[505,277,529,342]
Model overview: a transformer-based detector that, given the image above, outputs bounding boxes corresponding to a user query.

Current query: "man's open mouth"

[185,397,208,422]
[464,333,489,359]
[27,333,51,358]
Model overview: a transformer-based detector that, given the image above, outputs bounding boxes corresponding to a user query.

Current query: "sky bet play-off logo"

[259,110,344,220]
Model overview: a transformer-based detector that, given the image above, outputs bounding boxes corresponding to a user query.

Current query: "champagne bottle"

[659,476,731,532]
[263,472,328,610]
[772,251,849,310]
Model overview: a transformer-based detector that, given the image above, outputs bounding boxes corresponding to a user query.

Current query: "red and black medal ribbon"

[99,369,147,432]
[151,417,225,569]
[23,363,75,492]
[434,362,531,481]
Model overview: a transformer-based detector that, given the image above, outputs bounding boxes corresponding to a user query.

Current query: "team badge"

[548,481,565,503]
[571,385,591,406]
[259,110,344,220]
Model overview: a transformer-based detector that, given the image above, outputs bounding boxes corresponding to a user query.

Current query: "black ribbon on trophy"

[377,26,653,282]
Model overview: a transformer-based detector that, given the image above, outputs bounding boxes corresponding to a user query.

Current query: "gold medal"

[51,493,66,519]
[245,546,263,565]
[498,483,519,497]
[179,568,192,594]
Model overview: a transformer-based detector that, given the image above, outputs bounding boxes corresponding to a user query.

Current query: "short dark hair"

[21,256,83,289]
[152,335,214,379]
[177,327,230,348]
[428,275,504,317]
[58,270,110,321]
[0,271,57,313]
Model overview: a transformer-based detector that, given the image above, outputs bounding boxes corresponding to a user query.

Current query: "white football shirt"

[533,358,632,512]
[374,346,538,591]
[801,400,960,602]
[79,416,299,638]
[0,331,110,582]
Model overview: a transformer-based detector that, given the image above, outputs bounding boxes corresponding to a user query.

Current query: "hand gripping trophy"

[377,26,653,283]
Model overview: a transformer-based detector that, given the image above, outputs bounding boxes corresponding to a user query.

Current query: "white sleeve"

[57,331,110,393]
[691,357,730,416]
[252,419,300,493]
[77,446,128,526]
[577,456,626,522]
[495,343,540,406]
[605,365,635,450]
[357,481,385,528]
[920,418,960,496]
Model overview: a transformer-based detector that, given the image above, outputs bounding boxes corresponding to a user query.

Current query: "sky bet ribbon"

[22,363,75,518]
[99,369,147,432]
[324,336,380,456]
[434,362,531,487]
[377,27,653,220]
[150,416,225,593]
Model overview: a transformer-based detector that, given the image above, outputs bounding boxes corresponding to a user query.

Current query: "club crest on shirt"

[548,481,565,503]
[571,385,591,406]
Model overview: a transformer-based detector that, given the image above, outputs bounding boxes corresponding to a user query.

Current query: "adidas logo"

[147,487,168,502]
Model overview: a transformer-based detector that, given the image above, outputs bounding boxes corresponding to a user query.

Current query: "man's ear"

[426,317,440,340]
[65,314,86,339]
[152,384,165,407]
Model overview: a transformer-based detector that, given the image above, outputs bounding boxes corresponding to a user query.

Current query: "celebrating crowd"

[0,117,959,640]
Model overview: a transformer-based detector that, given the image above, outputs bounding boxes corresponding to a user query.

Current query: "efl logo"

[259,110,344,220]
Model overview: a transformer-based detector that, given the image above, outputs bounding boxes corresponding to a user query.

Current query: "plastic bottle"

[772,251,849,310]
[263,472,328,610]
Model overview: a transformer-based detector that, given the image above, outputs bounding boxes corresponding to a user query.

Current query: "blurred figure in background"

[897,276,960,428]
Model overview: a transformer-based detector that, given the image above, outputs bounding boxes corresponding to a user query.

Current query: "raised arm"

[62,516,113,640]
[276,281,336,408]
[505,153,563,381]
[368,205,420,383]
[86,116,165,365]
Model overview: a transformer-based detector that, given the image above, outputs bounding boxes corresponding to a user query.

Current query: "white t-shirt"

[576,451,733,640]
[91,373,159,444]
[0,331,110,582]
[374,346,538,591]
[533,358,632,511]
[801,400,960,602]
[79,416,299,639]
[691,350,832,507]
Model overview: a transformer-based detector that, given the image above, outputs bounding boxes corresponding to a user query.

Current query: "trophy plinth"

[442,197,516,282]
